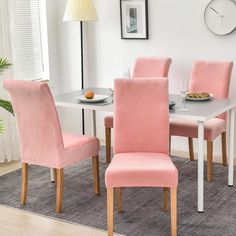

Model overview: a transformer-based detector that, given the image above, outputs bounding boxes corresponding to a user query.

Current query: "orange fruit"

[85,90,94,99]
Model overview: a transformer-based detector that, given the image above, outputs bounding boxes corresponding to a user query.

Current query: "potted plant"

[0,58,14,133]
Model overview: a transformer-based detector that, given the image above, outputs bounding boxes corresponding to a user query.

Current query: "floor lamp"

[63,0,98,135]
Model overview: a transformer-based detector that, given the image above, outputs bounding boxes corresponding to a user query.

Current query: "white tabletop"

[169,94,236,121]
[55,89,113,112]
[55,91,236,122]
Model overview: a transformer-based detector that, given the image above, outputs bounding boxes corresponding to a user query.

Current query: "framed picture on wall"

[120,0,149,39]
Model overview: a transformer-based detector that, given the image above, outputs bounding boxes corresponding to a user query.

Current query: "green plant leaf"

[0,58,11,73]
[0,58,13,134]
[0,99,14,115]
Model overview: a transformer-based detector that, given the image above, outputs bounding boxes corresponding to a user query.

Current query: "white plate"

[185,93,213,101]
[76,94,109,103]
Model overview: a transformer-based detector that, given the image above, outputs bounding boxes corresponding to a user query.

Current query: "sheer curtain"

[0,0,20,162]
[0,0,48,162]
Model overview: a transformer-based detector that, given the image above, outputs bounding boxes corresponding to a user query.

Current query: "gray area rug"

[0,147,236,236]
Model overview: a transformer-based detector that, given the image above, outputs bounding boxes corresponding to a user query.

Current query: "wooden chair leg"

[163,187,169,211]
[107,188,114,236]
[56,168,64,213]
[20,163,28,205]
[169,136,171,155]
[116,188,122,213]
[207,141,213,182]
[188,137,194,161]
[170,187,177,236]
[92,156,100,195]
[221,132,227,166]
[106,127,111,163]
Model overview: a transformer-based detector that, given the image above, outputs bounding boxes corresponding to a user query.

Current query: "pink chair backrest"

[189,60,233,119]
[114,78,169,154]
[4,80,64,166]
[132,57,172,78]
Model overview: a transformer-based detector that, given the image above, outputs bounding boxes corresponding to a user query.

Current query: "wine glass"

[180,78,188,111]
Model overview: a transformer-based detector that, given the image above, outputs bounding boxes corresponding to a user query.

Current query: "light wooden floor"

[0,160,21,175]
[0,161,122,236]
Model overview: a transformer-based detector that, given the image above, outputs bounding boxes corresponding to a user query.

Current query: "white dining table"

[54,90,236,212]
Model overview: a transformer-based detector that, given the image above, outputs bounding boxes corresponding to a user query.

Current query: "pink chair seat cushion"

[60,133,100,168]
[104,115,114,128]
[170,118,226,141]
[105,153,178,188]
[63,133,98,150]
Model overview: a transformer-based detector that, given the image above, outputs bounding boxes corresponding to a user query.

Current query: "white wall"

[86,0,236,156]
[46,0,60,95]
[47,0,236,156]
[46,0,83,134]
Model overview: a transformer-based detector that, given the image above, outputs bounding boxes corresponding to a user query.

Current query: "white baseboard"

[100,139,236,165]
[171,149,236,165]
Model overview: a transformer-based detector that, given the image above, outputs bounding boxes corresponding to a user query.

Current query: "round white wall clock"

[204,0,236,35]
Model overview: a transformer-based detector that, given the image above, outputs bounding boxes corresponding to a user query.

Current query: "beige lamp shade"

[63,0,98,22]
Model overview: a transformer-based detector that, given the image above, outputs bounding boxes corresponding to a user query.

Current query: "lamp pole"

[63,0,98,136]
[80,21,85,135]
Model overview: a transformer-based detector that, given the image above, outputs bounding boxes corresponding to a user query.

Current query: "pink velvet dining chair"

[4,80,100,213]
[170,60,233,182]
[104,56,172,163]
[105,78,178,236]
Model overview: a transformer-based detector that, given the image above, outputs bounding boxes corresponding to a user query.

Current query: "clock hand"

[210,7,223,17]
